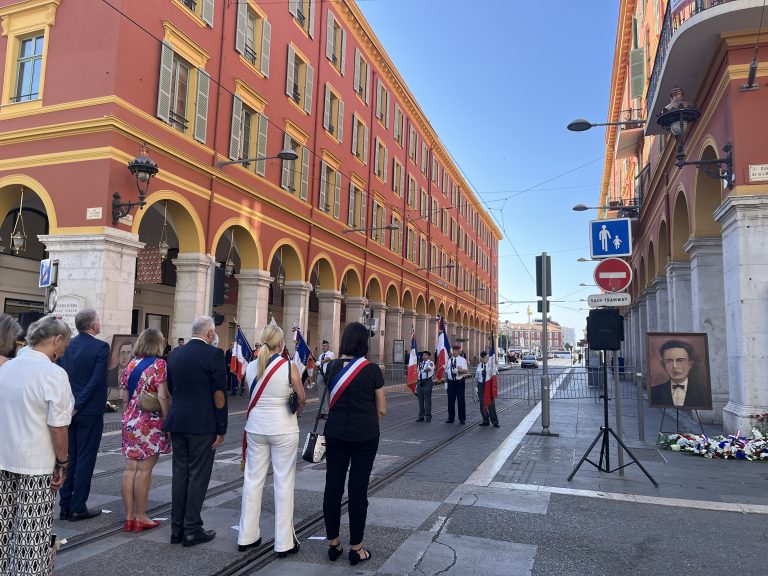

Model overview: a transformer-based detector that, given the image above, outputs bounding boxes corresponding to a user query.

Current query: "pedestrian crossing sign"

[589,218,633,259]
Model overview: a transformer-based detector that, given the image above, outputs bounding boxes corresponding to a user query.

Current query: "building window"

[351,114,368,163]
[392,159,404,196]
[374,138,387,182]
[430,243,437,270]
[376,79,390,127]
[325,10,346,74]
[348,183,367,230]
[420,189,428,219]
[177,0,214,27]
[419,236,427,268]
[407,176,416,209]
[443,172,449,196]
[228,97,269,175]
[319,161,341,218]
[289,0,315,37]
[236,3,271,76]
[406,227,417,262]
[431,198,438,226]
[353,48,370,104]
[421,142,428,175]
[432,157,439,184]
[390,214,402,253]
[408,125,418,163]
[281,133,310,200]
[393,104,404,147]
[169,56,190,132]
[371,201,386,244]
[286,45,313,114]
[323,84,344,141]
[13,34,44,102]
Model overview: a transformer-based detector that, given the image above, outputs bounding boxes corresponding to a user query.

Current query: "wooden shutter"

[156,42,174,123]
[372,203,378,240]
[281,133,291,190]
[630,48,644,100]
[362,124,368,165]
[382,147,388,183]
[376,79,382,119]
[201,0,214,27]
[286,45,296,98]
[319,161,328,211]
[288,0,298,17]
[337,99,344,142]
[193,70,210,144]
[340,28,346,75]
[399,165,405,197]
[348,184,355,226]
[364,62,370,104]
[235,0,247,55]
[392,159,397,192]
[255,113,268,176]
[374,139,380,175]
[390,215,395,250]
[228,96,243,160]
[351,116,358,156]
[385,91,390,128]
[323,84,331,130]
[260,20,271,77]
[380,207,386,244]
[353,48,361,94]
[304,63,314,114]
[326,11,335,61]
[300,146,310,200]
[333,173,341,218]
[308,0,315,38]
[393,104,400,141]
[360,190,367,229]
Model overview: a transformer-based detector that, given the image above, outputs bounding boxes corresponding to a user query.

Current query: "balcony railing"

[646,0,735,119]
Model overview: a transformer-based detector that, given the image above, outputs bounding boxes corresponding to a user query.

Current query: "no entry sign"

[593,258,632,292]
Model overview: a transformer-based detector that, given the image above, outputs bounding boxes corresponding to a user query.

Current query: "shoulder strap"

[241,357,287,465]
[127,356,155,400]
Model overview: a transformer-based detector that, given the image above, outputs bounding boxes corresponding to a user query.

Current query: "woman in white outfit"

[237,324,306,556]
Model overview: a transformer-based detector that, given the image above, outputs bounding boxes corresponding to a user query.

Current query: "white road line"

[487,482,768,515]
[464,371,567,487]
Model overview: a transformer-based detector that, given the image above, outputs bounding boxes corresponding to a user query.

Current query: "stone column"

[317,290,343,354]
[651,277,670,332]
[235,269,272,344]
[427,315,438,353]
[171,253,215,341]
[41,229,144,343]
[666,261,693,332]
[684,234,729,426]
[368,302,387,364]
[344,297,368,331]
[282,280,312,336]
[384,307,403,365]
[417,314,429,352]
[644,287,657,333]
[715,197,768,434]
[637,297,648,373]
[402,309,416,345]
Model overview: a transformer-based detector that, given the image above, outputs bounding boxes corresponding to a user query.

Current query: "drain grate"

[628,448,667,463]
[511,445,576,464]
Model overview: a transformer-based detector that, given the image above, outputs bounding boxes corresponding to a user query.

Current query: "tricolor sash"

[328,357,370,409]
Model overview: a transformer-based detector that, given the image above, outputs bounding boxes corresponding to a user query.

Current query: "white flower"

[671,444,681,451]
[752,428,764,440]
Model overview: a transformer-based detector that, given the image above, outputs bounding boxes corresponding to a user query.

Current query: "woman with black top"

[323,322,386,566]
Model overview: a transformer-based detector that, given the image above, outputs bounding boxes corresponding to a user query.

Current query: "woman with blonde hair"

[0,316,73,575]
[119,328,171,533]
[237,323,305,556]
[0,314,21,366]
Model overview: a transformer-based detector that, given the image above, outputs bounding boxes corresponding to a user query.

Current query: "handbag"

[139,390,161,412]
[302,375,328,463]
[288,366,298,414]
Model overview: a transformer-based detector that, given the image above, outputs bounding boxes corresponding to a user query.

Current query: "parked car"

[521,355,538,369]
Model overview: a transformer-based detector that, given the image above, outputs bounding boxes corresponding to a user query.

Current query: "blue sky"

[358,0,621,337]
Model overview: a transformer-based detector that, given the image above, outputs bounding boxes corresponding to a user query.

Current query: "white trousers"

[238,431,299,551]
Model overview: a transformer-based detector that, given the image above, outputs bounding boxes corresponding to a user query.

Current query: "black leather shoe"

[479,421,490,426]
[69,508,102,521]
[170,533,184,544]
[182,529,216,547]
[59,510,69,521]
[493,423,500,428]
[276,543,299,558]
[444,419,454,423]
[416,417,425,422]
[238,537,262,552]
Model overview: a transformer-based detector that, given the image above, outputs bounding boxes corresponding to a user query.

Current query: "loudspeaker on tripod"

[586,308,623,350]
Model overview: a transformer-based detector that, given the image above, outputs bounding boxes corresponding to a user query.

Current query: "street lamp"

[342,223,398,235]
[417,262,455,272]
[577,257,591,262]
[572,203,640,212]
[217,148,298,169]
[112,145,160,225]
[566,117,646,132]
[655,86,733,188]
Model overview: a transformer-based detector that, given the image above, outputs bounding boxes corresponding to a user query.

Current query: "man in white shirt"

[475,351,499,427]
[416,351,435,422]
[444,344,469,424]
[315,340,335,417]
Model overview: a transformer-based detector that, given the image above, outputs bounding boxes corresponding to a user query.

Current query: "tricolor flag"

[293,328,312,375]
[230,325,253,378]
[435,316,450,381]
[483,332,499,409]
[406,328,418,395]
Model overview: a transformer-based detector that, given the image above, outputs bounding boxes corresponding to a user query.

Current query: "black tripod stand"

[568,351,658,486]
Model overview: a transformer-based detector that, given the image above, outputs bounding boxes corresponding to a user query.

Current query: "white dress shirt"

[671,378,688,407]
[0,349,74,475]
[318,350,336,376]
[419,359,435,380]
[476,362,489,384]
[448,355,468,380]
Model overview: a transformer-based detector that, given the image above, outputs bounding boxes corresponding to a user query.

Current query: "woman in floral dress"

[119,328,171,533]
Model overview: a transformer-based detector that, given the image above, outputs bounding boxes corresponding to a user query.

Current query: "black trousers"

[170,432,216,536]
[323,436,379,545]
[59,413,103,514]
[446,379,466,423]
[477,381,499,425]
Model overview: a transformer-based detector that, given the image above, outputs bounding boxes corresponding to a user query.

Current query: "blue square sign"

[589,218,633,259]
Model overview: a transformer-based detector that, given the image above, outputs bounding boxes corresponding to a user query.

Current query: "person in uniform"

[416,351,435,422]
[445,344,469,424]
[316,340,335,416]
[475,351,499,427]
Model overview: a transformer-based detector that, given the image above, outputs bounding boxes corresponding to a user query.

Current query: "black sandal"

[328,543,343,561]
[349,547,372,565]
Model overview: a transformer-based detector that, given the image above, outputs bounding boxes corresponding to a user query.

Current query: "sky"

[357,0,621,338]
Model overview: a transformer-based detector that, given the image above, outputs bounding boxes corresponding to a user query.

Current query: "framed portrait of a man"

[108,334,138,389]
[646,333,712,410]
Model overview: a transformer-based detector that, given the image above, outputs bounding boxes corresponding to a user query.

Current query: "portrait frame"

[646,332,712,410]
[108,334,138,389]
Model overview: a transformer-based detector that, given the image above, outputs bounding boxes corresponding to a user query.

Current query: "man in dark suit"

[650,340,710,408]
[165,316,228,547]
[58,308,110,521]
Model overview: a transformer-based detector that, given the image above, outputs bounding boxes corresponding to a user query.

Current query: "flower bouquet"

[658,428,768,460]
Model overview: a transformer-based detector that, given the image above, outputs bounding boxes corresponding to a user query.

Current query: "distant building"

[562,327,576,348]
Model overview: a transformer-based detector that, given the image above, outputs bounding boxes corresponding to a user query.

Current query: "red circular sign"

[593,258,632,292]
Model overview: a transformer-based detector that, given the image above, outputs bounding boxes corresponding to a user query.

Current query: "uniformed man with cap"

[476,351,499,427]
[416,350,435,422]
[444,344,469,424]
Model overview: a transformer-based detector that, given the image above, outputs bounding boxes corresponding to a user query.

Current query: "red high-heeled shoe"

[123,520,135,533]
[134,520,160,533]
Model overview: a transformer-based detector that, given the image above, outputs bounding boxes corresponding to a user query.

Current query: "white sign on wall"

[748,164,768,182]
[53,294,86,334]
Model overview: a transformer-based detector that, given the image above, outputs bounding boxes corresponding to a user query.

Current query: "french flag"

[293,328,312,374]
[230,325,253,378]
[406,329,418,395]
[484,331,499,409]
[435,316,450,382]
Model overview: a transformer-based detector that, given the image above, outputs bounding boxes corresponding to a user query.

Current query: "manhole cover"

[629,448,667,463]
[511,445,575,464]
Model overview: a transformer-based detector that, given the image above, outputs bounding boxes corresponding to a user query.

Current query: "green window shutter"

[229,96,243,160]
[286,45,296,98]
[326,11,335,60]
[156,42,174,123]
[304,63,314,114]
[630,48,645,100]
[255,113,268,176]
[235,1,247,55]
[260,20,271,77]
[333,173,341,218]
[281,133,291,190]
[319,161,328,211]
[201,0,215,27]
[193,70,210,144]
[300,146,310,200]
[337,99,344,143]
[323,84,331,130]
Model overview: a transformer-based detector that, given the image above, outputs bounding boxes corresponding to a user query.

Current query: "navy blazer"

[58,332,110,416]
[164,339,228,435]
